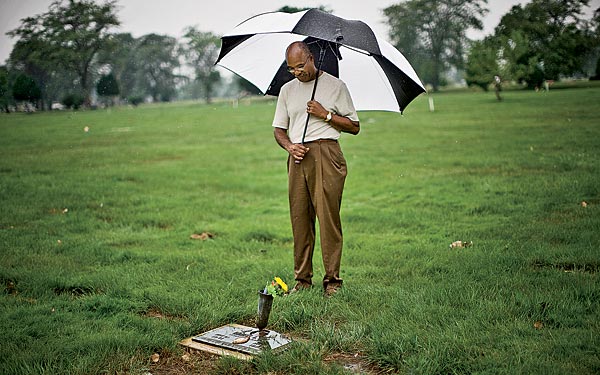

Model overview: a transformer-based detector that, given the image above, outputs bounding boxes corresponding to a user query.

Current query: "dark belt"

[305,139,338,144]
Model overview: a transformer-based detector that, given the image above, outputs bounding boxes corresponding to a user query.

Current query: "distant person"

[494,75,502,101]
[272,41,360,297]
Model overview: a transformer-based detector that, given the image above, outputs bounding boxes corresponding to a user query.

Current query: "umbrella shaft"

[300,69,321,145]
[301,46,327,146]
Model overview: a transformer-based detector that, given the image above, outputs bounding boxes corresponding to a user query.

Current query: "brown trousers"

[287,140,347,288]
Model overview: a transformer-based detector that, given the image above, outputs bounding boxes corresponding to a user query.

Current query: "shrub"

[96,73,120,97]
[61,93,85,110]
[12,74,41,103]
[127,95,144,106]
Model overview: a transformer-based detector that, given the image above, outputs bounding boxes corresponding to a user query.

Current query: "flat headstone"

[183,324,292,357]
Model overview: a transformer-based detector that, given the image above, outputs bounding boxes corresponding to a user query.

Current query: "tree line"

[2,0,600,112]
[385,0,600,92]
[0,0,224,112]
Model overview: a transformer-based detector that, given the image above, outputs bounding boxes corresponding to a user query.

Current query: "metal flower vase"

[256,290,274,332]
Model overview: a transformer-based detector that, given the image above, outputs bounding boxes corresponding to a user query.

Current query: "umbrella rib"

[230,10,308,29]
[232,11,276,27]
[339,44,372,57]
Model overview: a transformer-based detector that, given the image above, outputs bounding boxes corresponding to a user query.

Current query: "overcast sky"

[1,0,599,65]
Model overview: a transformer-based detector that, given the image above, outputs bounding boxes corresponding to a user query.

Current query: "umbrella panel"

[217,33,305,94]
[373,55,428,113]
[337,49,399,112]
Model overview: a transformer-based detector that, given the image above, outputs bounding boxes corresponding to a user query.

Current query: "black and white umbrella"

[216,8,426,113]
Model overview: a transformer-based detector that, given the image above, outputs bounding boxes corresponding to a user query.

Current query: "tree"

[97,33,139,99]
[13,74,42,105]
[134,34,181,102]
[8,38,54,110]
[181,28,221,103]
[465,37,499,91]
[96,72,119,105]
[0,66,13,113]
[499,30,550,87]
[384,0,488,91]
[591,57,600,80]
[277,5,330,13]
[97,32,187,103]
[592,7,600,82]
[8,0,119,106]
[494,0,597,85]
[9,31,81,110]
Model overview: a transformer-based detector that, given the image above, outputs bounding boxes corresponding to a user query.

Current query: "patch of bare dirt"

[148,350,218,375]
[143,308,186,321]
[324,352,387,375]
[190,232,215,240]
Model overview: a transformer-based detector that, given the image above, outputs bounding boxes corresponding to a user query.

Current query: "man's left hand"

[306,100,328,120]
[307,100,360,135]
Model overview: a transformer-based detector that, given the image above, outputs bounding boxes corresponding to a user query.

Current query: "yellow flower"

[274,277,288,292]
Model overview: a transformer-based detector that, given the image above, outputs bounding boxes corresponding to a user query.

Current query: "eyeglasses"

[287,56,310,74]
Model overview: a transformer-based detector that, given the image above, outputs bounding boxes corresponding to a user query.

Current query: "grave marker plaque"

[188,324,292,356]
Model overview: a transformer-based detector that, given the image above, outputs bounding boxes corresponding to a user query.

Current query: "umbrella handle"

[296,46,327,165]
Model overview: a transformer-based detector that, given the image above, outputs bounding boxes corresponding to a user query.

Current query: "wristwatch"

[325,112,332,122]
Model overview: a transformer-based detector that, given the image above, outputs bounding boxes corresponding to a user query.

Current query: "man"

[272,41,360,296]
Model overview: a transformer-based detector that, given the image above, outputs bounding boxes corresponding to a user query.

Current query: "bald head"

[286,41,317,82]
[286,41,312,59]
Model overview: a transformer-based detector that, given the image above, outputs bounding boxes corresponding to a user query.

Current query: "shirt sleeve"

[334,81,359,122]
[272,86,290,129]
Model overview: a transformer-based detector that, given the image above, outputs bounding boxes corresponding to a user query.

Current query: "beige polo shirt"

[272,72,359,144]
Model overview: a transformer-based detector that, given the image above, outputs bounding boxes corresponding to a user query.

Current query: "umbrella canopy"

[216,8,426,113]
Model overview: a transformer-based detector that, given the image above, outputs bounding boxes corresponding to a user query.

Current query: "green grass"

[1,88,599,374]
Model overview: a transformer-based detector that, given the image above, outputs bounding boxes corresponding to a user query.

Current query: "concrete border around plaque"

[180,324,293,359]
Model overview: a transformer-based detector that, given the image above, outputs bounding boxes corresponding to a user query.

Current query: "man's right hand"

[274,128,309,161]
[287,143,310,161]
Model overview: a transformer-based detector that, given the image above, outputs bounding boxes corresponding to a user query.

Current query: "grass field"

[1,87,599,374]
